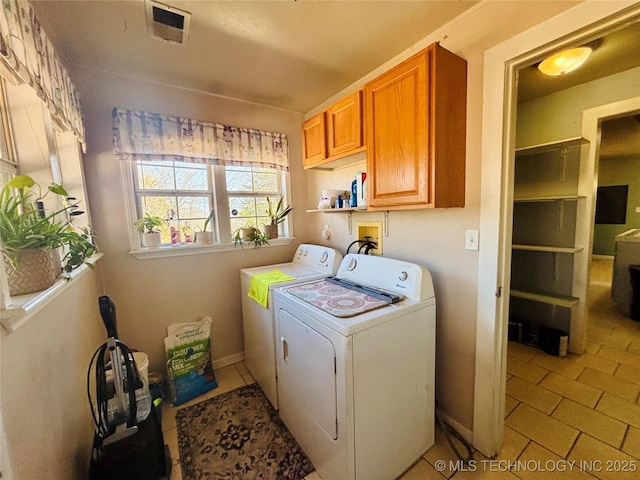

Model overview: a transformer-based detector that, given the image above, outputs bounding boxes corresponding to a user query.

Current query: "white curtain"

[112,108,289,172]
[0,0,86,151]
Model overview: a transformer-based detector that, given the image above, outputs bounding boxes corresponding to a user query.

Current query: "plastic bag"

[164,317,217,406]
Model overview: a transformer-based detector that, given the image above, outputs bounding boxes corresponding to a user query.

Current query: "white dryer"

[274,254,436,480]
[240,244,342,409]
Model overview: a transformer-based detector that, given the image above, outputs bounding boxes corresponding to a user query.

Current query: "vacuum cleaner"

[88,295,170,480]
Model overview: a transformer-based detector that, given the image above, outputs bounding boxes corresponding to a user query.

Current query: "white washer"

[241,244,342,409]
[274,254,436,480]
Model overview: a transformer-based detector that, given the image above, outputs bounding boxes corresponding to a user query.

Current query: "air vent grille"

[145,0,191,46]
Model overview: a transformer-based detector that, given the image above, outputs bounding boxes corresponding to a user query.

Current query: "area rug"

[176,384,315,479]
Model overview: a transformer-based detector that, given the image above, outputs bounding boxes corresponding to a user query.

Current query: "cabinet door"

[365,50,430,208]
[302,112,326,168]
[326,90,363,158]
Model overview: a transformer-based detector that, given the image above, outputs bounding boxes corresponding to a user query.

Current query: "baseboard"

[592,254,614,260]
[212,352,245,370]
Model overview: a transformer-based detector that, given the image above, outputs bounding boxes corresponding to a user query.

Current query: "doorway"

[473,2,640,457]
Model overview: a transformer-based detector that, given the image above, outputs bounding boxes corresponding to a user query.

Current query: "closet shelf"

[514,195,586,203]
[510,289,579,308]
[512,244,583,253]
[515,137,588,157]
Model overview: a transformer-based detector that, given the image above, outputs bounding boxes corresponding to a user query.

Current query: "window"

[130,161,290,248]
[0,78,17,183]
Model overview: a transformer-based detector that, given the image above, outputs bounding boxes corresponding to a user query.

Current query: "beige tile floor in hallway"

[163,258,640,479]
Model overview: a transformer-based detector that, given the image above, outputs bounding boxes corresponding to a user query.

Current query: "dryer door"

[277,309,338,439]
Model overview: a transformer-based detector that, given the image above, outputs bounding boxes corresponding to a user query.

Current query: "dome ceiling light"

[538,47,593,76]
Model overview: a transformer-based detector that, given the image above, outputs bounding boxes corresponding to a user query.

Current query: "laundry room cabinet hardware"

[302,90,364,170]
[364,43,467,210]
[510,136,590,353]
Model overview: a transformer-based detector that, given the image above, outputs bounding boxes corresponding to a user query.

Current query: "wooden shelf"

[515,137,588,157]
[514,195,586,203]
[306,207,366,213]
[512,244,583,253]
[510,289,579,308]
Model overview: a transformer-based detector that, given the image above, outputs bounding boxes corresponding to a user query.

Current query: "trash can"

[630,265,640,321]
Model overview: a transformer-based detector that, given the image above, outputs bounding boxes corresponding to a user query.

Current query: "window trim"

[122,159,295,256]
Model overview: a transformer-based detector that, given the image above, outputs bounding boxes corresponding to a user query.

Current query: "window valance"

[112,108,289,172]
[0,0,86,151]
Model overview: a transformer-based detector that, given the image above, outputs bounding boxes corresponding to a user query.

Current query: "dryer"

[240,244,342,408]
[274,254,436,480]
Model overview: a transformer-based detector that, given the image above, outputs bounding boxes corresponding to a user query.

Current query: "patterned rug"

[176,384,315,479]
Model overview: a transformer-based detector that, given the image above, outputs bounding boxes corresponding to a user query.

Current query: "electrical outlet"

[356,221,382,255]
[465,229,479,251]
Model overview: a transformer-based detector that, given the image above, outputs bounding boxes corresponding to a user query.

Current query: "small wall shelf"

[515,137,588,157]
[306,208,389,236]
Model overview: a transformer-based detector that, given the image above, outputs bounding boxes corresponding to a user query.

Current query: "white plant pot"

[263,224,279,239]
[141,232,162,247]
[194,231,213,245]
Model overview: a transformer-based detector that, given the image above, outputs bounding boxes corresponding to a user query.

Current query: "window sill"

[0,253,104,333]
[130,237,295,260]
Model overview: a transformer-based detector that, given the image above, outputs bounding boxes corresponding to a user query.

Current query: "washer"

[241,244,342,409]
[274,254,436,480]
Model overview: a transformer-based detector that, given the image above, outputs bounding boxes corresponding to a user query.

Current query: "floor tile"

[597,344,640,368]
[504,395,519,418]
[303,470,323,480]
[207,365,245,398]
[400,459,446,480]
[505,403,579,457]
[234,361,249,375]
[497,426,529,462]
[161,402,177,432]
[588,328,632,350]
[507,341,539,362]
[506,376,562,414]
[585,342,602,355]
[506,355,548,385]
[552,398,627,448]
[570,352,619,375]
[170,463,183,480]
[628,340,640,355]
[568,434,639,480]
[529,353,585,380]
[577,367,640,402]
[539,372,602,408]
[423,423,470,478]
[515,442,598,480]
[622,427,640,460]
[614,363,640,386]
[165,426,181,466]
[595,392,640,428]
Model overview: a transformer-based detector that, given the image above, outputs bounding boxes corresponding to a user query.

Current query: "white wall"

[0,271,104,480]
[73,68,307,375]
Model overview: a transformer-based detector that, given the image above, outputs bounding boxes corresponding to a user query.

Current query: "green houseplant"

[194,209,214,245]
[232,227,269,249]
[0,174,96,295]
[135,212,164,247]
[263,196,292,239]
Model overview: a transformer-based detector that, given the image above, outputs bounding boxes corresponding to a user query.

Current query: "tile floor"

[163,258,640,479]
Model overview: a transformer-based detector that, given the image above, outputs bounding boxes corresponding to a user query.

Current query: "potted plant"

[263,196,292,239]
[0,174,96,295]
[232,227,269,249]
[135,213,164,247]
[194,209,214,245]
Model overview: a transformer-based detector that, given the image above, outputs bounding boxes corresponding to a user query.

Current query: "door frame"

[473,0,640,457]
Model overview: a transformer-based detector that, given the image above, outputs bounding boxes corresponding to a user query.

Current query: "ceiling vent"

[145,0,191,46]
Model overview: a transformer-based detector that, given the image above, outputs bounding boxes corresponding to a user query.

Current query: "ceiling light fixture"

[538,47,593,76]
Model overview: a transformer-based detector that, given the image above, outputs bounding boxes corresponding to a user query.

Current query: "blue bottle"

[351,179,357,207]
[335,195,343,209]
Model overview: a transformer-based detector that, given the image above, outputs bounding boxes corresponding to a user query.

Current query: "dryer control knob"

[347,258,357,271]
[320,252,328,263]
[399,271,408,281]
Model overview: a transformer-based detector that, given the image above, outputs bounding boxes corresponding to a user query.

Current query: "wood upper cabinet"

[364,43,467,209]
[302,112,326,168]
[302,90,364,169]
[326,90,363,158]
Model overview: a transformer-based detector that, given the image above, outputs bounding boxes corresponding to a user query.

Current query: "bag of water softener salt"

[164,317,218,406]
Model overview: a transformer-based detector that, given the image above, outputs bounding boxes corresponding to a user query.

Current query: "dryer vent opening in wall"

[145,0,191,46]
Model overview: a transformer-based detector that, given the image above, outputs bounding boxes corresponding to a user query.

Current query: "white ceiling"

[31,0,480,113]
